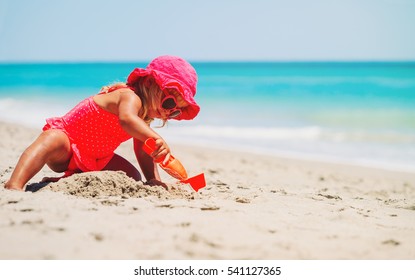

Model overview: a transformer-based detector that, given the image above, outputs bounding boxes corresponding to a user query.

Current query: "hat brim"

[127,68,200,120]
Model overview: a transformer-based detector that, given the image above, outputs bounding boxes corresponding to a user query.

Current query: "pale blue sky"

[1,0,414,62]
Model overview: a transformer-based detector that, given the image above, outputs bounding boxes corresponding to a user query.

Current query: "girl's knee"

[128,169,142,181]
[41,129,68,143]
[117,164,142,181]
[38,130,72,167]
[39,130,71,151]
[104,154,142,181]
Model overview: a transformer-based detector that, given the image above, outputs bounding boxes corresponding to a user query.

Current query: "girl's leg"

[102,154,142,181]
[4,129,72,191]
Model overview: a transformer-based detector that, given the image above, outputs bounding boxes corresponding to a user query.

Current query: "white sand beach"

[1,121,414,259]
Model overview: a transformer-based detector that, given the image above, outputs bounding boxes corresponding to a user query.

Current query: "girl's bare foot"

[4,182,25,191]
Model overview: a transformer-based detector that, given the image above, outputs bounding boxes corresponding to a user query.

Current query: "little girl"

[4,55,200,191]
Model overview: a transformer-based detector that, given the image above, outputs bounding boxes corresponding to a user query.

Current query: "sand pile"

[40,171,197,200]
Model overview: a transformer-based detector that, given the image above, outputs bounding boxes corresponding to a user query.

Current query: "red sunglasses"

[161,94,182,119]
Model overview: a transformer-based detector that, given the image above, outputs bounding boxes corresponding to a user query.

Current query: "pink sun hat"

[127,55,200,120]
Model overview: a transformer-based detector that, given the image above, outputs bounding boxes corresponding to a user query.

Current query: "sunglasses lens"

[168,109,181,119]
[162,97,176,110]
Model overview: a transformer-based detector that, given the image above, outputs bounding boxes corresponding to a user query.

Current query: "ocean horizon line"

[1,60,415,66]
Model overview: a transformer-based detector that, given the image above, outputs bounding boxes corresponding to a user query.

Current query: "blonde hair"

[137,77,167,125]
[105,77,168,126]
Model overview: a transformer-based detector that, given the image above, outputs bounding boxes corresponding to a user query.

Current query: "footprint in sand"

[179,222,191,227]
[21,219,44,225]
[317,193,342,200]
[7,200,19,204]
[405,205,415,211]
[235,197,251,203]
[19,208,34,212]
[91,233,104,241]
[270,189,287,195]
[200,206,220,211]
[382,239,400,246]
[189,233,221,248]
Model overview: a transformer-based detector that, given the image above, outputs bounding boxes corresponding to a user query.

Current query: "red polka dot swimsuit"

[43,85,133,174]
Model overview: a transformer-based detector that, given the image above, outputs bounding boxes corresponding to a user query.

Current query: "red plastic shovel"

[181,173,206,192]
[143,138,206,192]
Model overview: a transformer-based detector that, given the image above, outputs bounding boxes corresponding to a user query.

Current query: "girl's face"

[147,89,189,120]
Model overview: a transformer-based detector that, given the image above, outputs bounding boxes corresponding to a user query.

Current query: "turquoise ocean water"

[1,62,415,172]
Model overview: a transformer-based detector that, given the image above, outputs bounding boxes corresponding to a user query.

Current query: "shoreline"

[1,121,415,259]
[166,137,415,175]
[3,119,415,175]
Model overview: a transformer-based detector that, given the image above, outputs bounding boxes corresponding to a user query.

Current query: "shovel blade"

[182,173,206,192]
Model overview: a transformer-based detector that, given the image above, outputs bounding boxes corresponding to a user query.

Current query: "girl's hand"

[152,138,171,164]
[145,178,168,189]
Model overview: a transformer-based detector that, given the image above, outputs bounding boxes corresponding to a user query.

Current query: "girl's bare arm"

[117,90,171,162]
